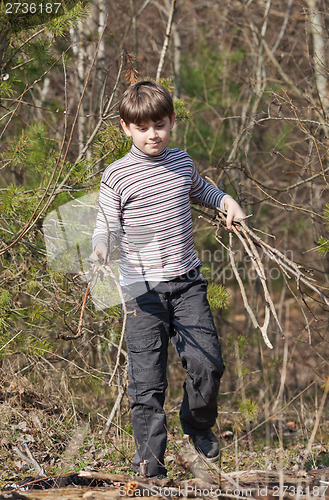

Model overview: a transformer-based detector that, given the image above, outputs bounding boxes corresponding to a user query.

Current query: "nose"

[148,127,158,139]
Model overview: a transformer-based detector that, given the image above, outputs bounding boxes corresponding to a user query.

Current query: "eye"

[156,123,165,128]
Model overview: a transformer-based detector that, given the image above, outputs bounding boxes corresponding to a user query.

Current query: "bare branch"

[156,0,176,81]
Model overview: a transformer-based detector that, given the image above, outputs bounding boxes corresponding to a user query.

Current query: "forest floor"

[1,366,329,499]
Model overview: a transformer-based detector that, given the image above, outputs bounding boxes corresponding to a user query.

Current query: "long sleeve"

[92,146,234,282]
[92,181,121,253]
[189,162,232,210]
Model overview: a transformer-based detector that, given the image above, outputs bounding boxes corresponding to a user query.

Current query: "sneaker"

[191,429,219,459]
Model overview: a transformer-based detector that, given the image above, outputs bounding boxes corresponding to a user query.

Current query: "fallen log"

[2,467,329,500]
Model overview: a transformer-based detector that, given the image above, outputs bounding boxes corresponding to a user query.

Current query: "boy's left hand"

[223,197,247,230]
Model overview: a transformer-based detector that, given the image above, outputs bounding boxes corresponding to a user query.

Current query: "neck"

[130,143,168,160]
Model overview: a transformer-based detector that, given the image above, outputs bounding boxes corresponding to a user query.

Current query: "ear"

[170,113,175,129]
[120,119,132,137]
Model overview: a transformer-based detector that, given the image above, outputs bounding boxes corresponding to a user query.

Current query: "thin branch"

[0,46,73,255]
[271,0,293,54]
[194,204,328,349]
[13,444,45,476]
[3,28,45,72]
[228,233,274,349]
[103,365,128,435]
[0,23,109,256]
[301,377,329,468]
[73,40,123,166]
[156,0,176,81]
[0,330,23,352]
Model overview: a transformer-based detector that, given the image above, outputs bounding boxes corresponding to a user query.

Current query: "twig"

[0,46,72,256]
[79,470,172,487]
[103,365,128,435]
[0,94,24,141]
[0,22,109,256]
[228,233,273,349]
[156,0,176,81]
[301,377,329,469]
[194,204,328,348]
[2,28,45,73]
[73,43,123,165]
[0,330,22,352]
[90,259,129,389]
[13,444,45,476]
[58,284,90,341]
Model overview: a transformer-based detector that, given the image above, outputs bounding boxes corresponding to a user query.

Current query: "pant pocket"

[126,326,167,392]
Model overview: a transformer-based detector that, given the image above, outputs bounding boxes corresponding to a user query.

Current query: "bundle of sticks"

[196,206,329,349]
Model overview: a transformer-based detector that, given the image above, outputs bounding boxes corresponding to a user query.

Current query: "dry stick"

[230,227,274,341]
[301,377,329,469]
[240,229,285,338]
[0,330,22,352]
[103,365,128,435]
[80,471,253,499]
[276,265,312,344]
[238,221,328,327]
[58,284,90,341]
[226,211,328,305]
[0,94,24,141]
[2,28,45,73]
[199,205,328,348]
[156,0,176,81]
[258,240,329,305]
[271,337,289,414]
[72,42,123,166]
[13,444,45,476]
[228,231,274,349]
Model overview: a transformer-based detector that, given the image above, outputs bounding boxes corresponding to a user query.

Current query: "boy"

[92,80,246,478]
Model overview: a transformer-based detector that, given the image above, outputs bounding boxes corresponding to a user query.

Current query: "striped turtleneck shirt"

[92,144,230,282]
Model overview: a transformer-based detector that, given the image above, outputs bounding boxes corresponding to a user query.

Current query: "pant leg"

[124,285,170,477]
[169,271,225,435]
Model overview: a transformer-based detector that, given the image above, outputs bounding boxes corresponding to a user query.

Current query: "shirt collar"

[130,143,169,161]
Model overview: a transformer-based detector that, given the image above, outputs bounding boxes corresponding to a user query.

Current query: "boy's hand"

[224,197,247,230]
[89,242,110,265]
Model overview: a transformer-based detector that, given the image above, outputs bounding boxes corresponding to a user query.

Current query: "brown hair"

[119,80,174,125]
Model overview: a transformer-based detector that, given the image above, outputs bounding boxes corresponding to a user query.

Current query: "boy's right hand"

[89,241,110,265]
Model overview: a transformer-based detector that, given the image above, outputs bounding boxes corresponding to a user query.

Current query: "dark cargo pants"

[123,268,225,477]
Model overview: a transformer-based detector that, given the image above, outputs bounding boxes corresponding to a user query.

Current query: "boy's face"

[121,115,175,156]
